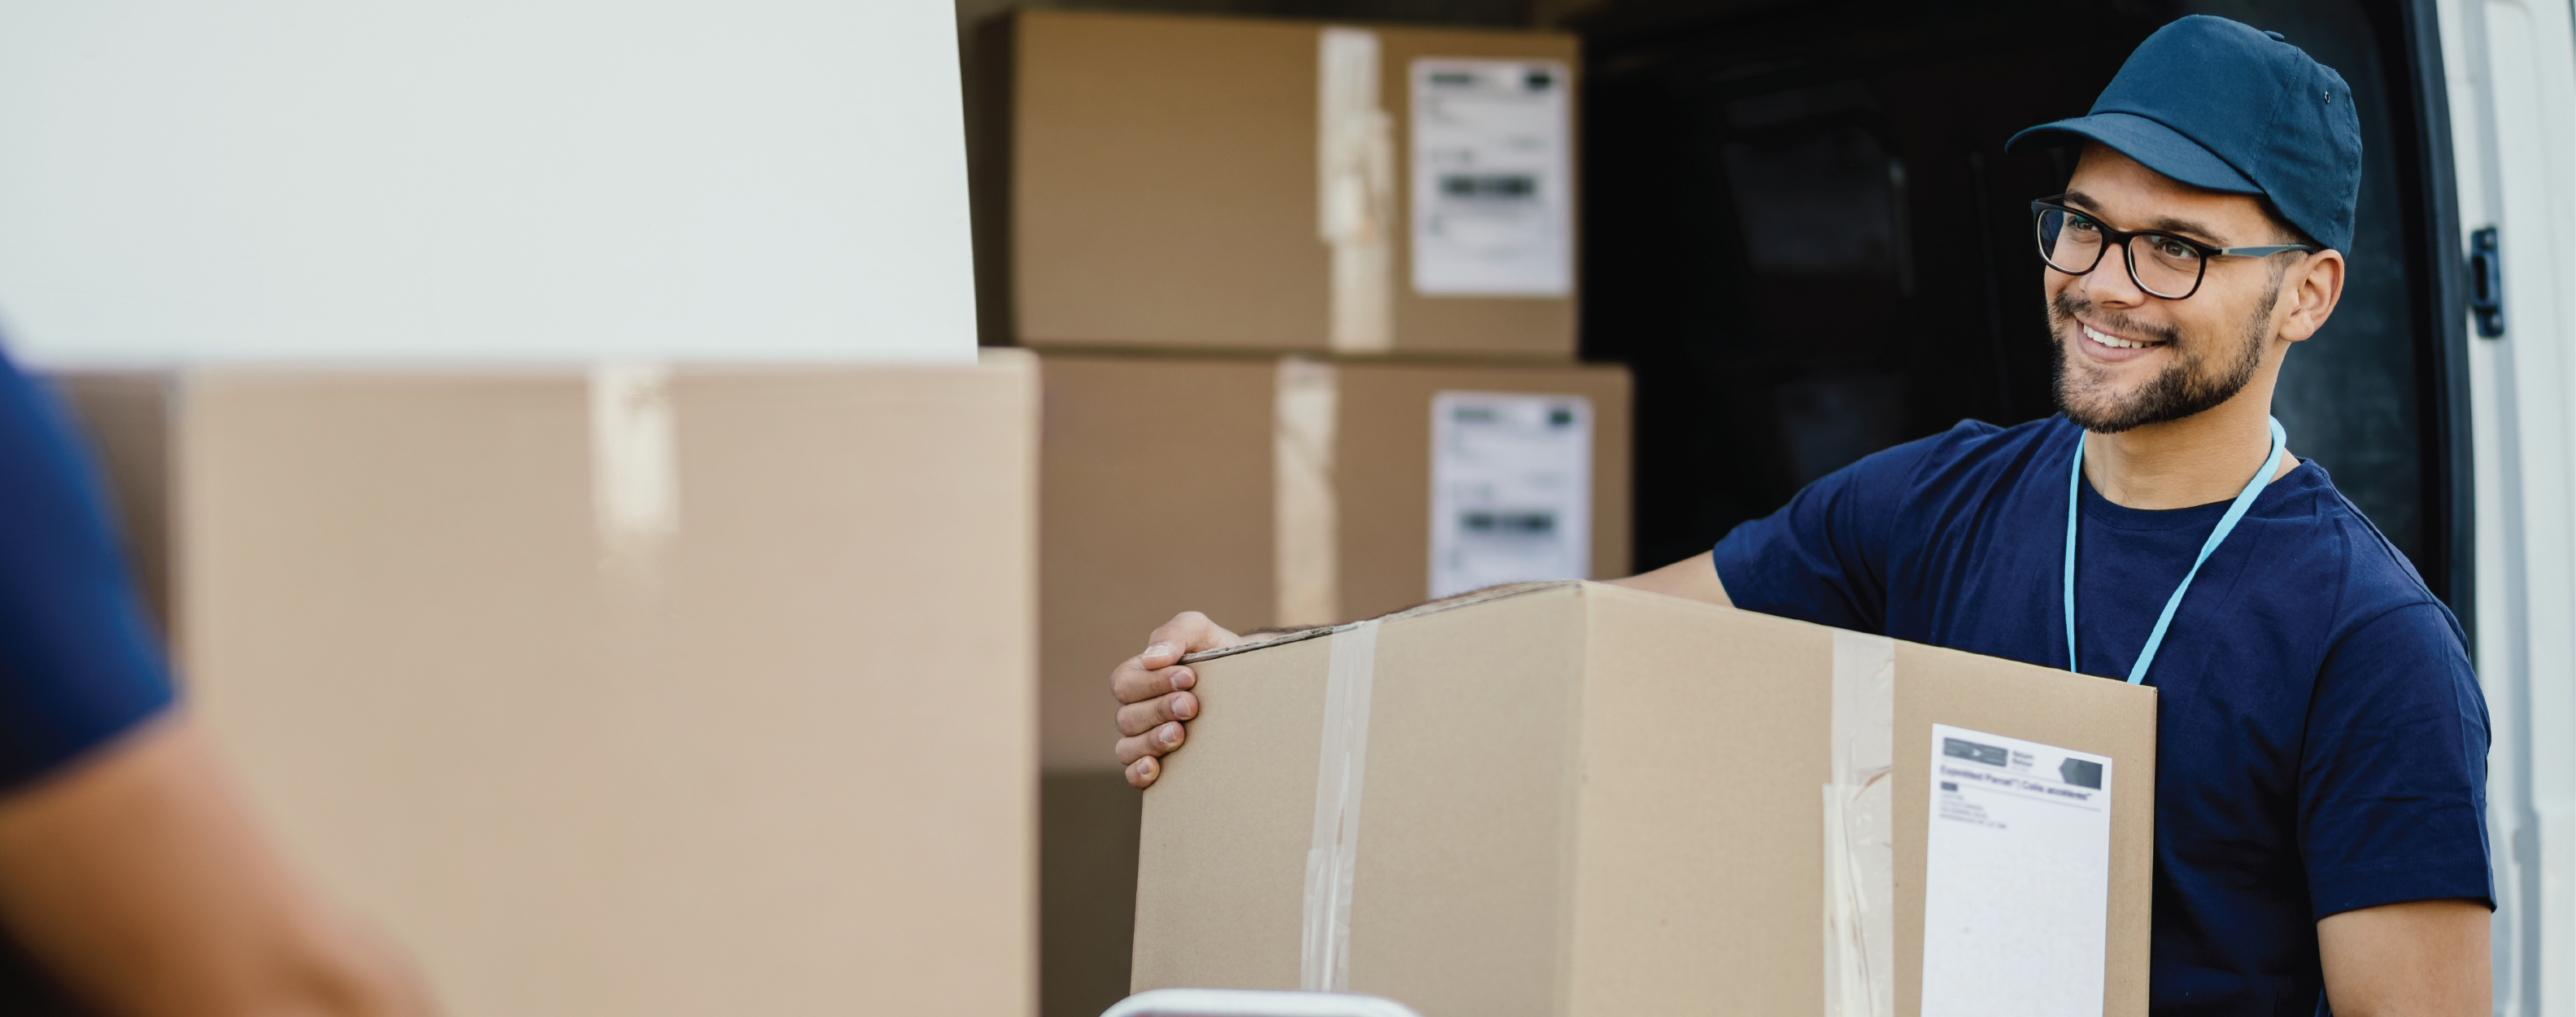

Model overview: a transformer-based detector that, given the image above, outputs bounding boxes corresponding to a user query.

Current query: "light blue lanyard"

[2064,417,2286,684]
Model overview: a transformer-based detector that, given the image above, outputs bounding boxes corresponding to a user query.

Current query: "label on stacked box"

[1410,59,1572,297]
[1428,391,1590,597]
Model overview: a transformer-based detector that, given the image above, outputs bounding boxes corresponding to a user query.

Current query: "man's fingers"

[1116,691,1198,737]
[1137,612,1244,670]
[1114,722,1187,766]
[1109,611,1235,791]
[1111,661,1196,706]
[1116,612,1241,705]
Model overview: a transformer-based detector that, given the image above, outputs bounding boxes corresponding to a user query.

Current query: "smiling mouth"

[2081,322,2165,351]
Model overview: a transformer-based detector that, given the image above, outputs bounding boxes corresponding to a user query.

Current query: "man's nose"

[2073,249,2149,308]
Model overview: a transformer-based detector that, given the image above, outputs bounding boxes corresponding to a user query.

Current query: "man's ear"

[2278,250,2346,344]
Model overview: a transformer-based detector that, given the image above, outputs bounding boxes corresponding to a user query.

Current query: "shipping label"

[1920,723,2114,1017]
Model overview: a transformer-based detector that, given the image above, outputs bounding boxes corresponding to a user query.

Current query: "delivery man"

[1107,15,2491,1016]
[0,344,436,1016]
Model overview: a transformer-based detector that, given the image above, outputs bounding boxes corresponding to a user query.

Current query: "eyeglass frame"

[2030,197,2321,300]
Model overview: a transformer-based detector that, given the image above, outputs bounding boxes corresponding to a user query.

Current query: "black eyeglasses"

[2033,198,2320,299]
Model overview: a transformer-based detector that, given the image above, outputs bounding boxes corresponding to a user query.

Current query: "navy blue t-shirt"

[1715,415,2490,1016]
[0,348,175,790]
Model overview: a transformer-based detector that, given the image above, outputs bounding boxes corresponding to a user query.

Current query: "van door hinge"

[2469,226,2505,338]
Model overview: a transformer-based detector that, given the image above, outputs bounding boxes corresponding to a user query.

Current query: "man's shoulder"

[1918,415,2072,460]
[2261,464,2465,648]
[1858,415,2075,501]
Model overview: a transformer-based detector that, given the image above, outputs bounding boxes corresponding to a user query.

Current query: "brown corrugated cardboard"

[1037,354,1629,771]
[1131,581,2155,1017]
[56,359,1039,1017]
[987,11,1579,357]
[1034,353,1626,1017]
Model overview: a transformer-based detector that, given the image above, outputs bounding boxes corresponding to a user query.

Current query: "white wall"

[0,0,976,365]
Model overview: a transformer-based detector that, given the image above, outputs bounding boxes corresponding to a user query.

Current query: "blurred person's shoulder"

[0,347,177,794]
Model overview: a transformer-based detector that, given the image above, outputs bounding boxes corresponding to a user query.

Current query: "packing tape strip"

[589,361,679,570]
[1824,630,1897,1017]
[1301,617,1382,993]
[1317,27,1393,353]
[1275,359,1340,626]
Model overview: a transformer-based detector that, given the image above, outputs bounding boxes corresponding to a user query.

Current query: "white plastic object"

[1099,988,1424,1017]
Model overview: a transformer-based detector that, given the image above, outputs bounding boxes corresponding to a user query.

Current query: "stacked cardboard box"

[1136,581,2158,1016]
[1038,354,1629,768]
[976,10,1582,357]
[972,10,1607,1015]
[55,360,1038,1017]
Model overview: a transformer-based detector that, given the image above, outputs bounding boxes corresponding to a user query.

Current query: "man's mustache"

[2051,292,2182,347]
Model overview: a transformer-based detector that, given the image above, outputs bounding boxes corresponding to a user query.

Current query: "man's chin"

[2061,398,2156,434]
[2055,356,2142,432]
[2057,370,2246,434]
[2055,356,2195,434]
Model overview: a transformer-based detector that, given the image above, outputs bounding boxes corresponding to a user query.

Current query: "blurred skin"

[1108,142,2485,1015]
[0,715,435,1017]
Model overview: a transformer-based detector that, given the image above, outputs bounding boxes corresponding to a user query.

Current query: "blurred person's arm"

[0,351,434,1016]
[0,717,434,1017]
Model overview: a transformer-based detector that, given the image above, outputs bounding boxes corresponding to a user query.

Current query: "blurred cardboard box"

[1132,581,2155,1017]
[975,11,1580,358]
[1036,353,1629,771]
[54,358,1037,1017]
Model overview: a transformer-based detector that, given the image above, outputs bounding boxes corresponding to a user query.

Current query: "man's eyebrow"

[2061,190,2231,244]
[2142,214,2226,244]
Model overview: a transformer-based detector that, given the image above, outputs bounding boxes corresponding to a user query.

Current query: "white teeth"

[2084,325,2151,350]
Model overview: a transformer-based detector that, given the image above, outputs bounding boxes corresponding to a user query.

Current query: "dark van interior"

[1576,0,2467,613]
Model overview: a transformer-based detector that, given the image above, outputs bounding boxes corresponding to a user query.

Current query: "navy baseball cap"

[2007,15,2363,253]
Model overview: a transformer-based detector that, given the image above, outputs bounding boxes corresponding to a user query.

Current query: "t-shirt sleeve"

[2299,600,2493,918]
[0,354,176,790]
[1710,427,1954,635]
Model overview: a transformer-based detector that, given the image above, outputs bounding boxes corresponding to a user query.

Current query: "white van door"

[2442,0,2576,1008]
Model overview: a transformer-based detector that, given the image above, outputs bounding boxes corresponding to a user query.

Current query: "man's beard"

[2049,287,2274,434]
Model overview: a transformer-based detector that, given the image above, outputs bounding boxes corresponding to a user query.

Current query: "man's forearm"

[1606,551,1733,607]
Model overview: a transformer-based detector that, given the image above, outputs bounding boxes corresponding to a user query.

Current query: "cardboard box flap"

[1180,579,1582,665]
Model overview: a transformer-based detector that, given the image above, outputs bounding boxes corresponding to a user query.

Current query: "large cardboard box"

[1037,354,1630,770]
[1133,581,2155,1017]
[977,11,1580,357]
[54,358,1038,1017]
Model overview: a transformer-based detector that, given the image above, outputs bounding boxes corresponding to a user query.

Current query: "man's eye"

[2151,237,2199,260]
[2067,216,2100,234]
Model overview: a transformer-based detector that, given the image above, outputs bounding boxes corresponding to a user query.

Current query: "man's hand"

[2317,898,2489,1016]
[1112,612,1245,788]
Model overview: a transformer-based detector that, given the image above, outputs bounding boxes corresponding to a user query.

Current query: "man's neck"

[2083,395,2299,511]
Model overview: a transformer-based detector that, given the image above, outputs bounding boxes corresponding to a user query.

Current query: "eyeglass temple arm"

[2208,243,2322,257]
